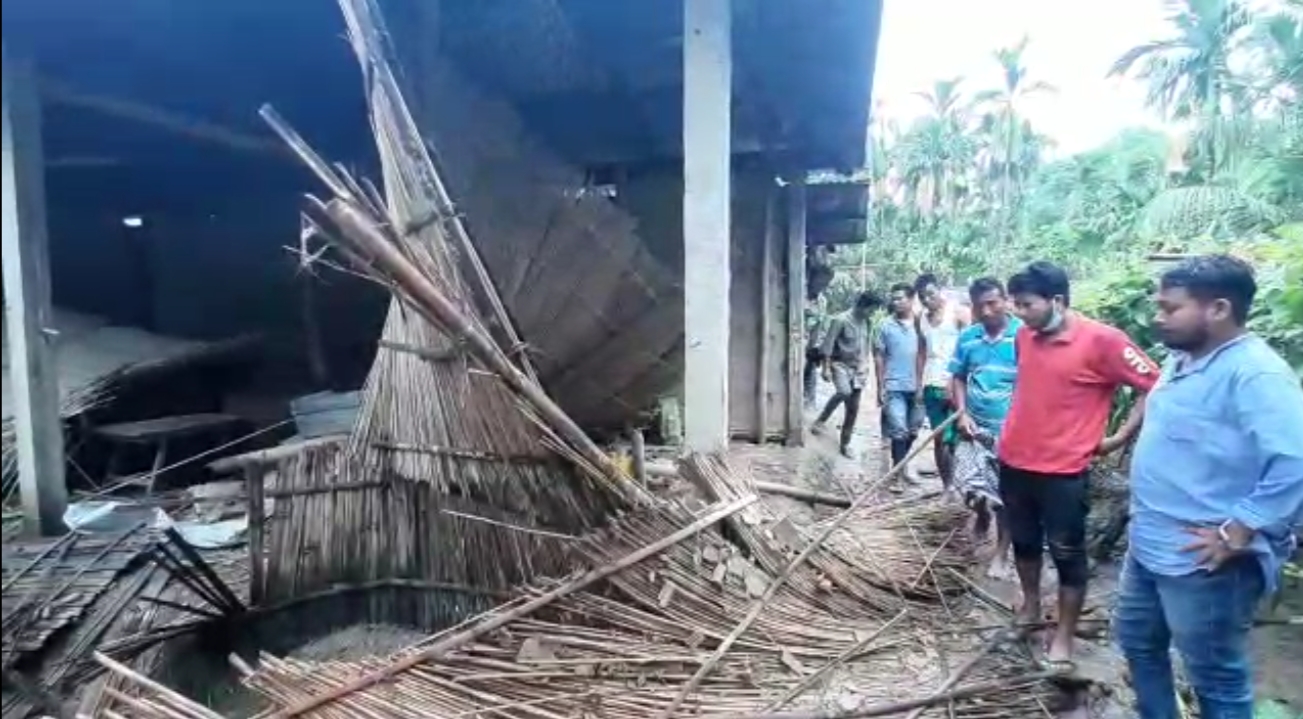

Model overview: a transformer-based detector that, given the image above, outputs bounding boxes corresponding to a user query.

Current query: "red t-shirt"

[998,314,1159,475]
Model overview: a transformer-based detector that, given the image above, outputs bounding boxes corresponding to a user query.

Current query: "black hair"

[1007,261,1070,306]
[968,276,1005,302]
[854,291,883,311]
[914,272,940,295]
[1160,254,1257,325]
[888,282,915,298]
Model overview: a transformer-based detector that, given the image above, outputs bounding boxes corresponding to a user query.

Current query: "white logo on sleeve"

[1123,346,1153,375]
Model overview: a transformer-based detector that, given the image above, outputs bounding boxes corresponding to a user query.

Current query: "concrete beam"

[2,52,67,535]
[682,0,732,452]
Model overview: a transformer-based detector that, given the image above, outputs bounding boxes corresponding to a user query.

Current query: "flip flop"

[1038,658,1077,676]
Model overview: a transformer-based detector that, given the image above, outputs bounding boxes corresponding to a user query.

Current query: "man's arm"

[873,326,887,402]
[1225,370,1303,544]
[820,317,843,371]
[915,319,928,395]
[1097,330,1162,452]
[946,338,976,436]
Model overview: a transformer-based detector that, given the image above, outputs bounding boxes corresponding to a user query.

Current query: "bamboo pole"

[631,428,647,485]
[246,465,266,606]
[714,670,1058,719]
[269,495,758,717]
[93,652,227,719]
[318,198,632,492]
[41,79,288,159]
[752,480,852,508]
[767,609,909,710]
[901,626,1013,719]
[658,414,959,718]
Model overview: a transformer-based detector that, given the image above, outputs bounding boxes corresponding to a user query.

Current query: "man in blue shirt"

[948,277,1022,577]
[1115,255,1303,719]
[874,283,925,474]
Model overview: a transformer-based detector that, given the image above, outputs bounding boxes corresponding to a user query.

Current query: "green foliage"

[851,0,1301,331]
[1075,236,1303,378]
[1140,186,1281,238]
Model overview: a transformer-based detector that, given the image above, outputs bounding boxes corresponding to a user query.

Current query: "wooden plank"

[2,51,66,535]
[784,179,808,447]
[206,437,344,475]
[94,413,241,442]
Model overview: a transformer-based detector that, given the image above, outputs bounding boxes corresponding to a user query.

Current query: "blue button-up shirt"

[1129,334,1303,591]
[947,317,1022,434]
[873,316,921,393]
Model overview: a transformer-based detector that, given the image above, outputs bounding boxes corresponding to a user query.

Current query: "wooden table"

[94,413,242,493]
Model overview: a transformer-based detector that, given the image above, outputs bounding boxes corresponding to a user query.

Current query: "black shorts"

[998,462,1090,588]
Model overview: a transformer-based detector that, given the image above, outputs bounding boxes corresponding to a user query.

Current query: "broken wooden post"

[244,465,266,605]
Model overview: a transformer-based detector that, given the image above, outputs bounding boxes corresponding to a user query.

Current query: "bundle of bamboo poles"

[811,497,978,600]
[260,441,580,604]
[245,0,655,600]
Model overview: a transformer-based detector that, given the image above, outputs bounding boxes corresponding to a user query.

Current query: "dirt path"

[751,375,1302,716]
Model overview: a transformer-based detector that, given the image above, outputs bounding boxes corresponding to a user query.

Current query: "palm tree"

[974,36,1056,233]
[1247,0,1303,106]
[1109,0,1253,172]
[905,79,978,217]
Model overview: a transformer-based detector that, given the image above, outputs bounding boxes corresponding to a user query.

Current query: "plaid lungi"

[954,429,1001,507]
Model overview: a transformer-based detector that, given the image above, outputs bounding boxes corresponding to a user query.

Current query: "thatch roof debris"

[1,529,247,718]
[83,460,1063,718]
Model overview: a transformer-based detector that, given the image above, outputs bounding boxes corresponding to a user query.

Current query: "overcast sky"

[873,0,1174,155]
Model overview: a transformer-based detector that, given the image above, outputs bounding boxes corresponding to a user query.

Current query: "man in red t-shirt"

[1000,261,1159,672]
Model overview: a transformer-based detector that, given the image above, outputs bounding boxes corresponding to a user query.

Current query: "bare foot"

[1013,597,1042,637]
[986,553,1013,581]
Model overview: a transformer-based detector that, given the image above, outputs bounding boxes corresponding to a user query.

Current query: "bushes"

[1076,234,1303,380]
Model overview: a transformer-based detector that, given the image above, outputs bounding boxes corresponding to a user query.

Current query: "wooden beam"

[784,179,807,447]
[682,0,733,453]
[38,78,289,159]
[2,51,67,535]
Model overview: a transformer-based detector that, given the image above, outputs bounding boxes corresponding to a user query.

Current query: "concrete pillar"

[2,51,67,535]
[682,0,732,453]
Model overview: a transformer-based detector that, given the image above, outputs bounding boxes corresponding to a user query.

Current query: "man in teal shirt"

[1115,255,1303,719]
[949,277,1021,577]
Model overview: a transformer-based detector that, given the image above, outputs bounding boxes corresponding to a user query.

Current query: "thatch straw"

[811,497,978,600]
[2,378,114,504]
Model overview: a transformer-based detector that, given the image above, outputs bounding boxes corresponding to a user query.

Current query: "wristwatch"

[1217,519,1249,551]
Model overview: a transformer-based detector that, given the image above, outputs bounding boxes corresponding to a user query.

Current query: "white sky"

[873,0,1174,155]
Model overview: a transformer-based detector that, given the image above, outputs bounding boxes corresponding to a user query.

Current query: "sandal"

[1038,657,1077,676]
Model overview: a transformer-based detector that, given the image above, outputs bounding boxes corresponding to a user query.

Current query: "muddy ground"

[784,380,1303,714]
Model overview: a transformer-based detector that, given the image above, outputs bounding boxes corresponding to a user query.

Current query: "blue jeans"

[882,390,923,441]
[1112,553,1264,719]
